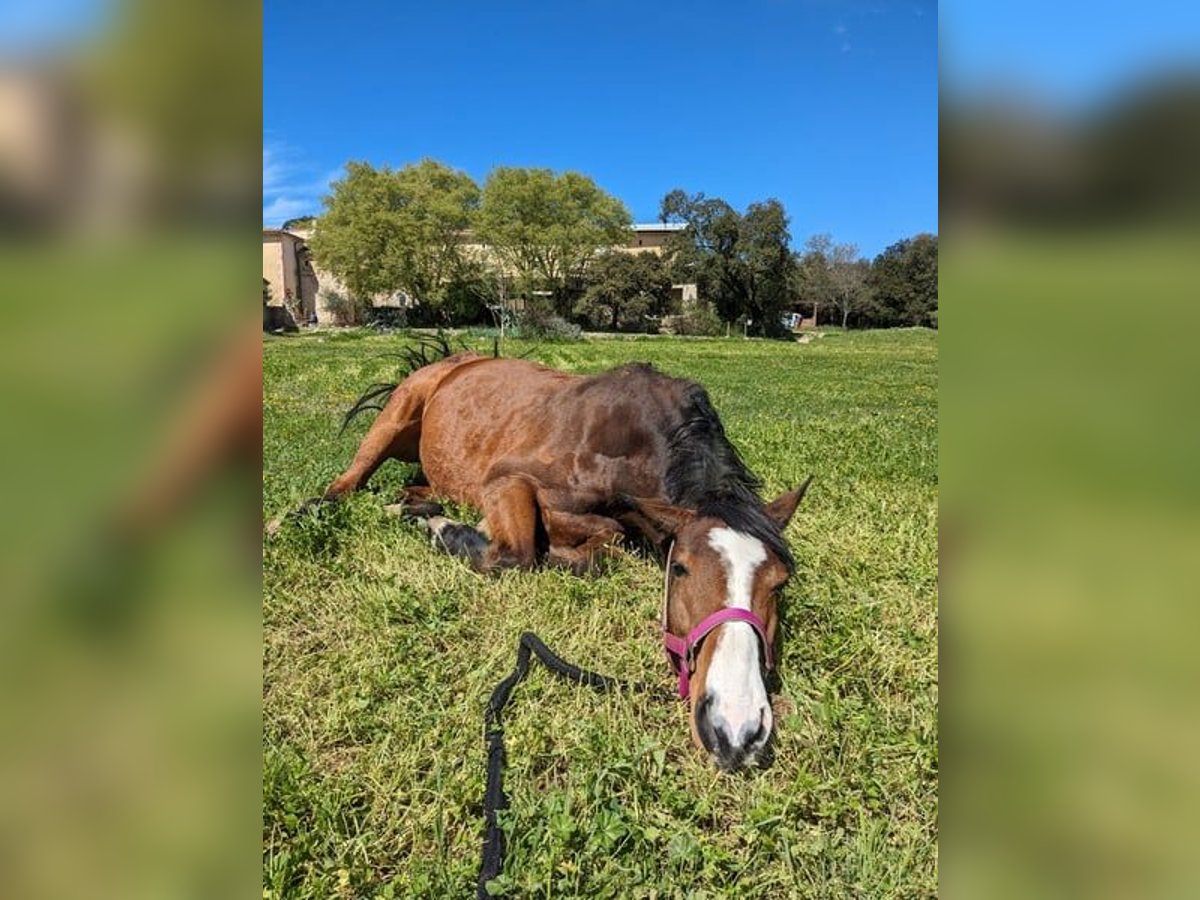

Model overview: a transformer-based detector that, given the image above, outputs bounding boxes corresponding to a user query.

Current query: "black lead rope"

[477,631,664,899]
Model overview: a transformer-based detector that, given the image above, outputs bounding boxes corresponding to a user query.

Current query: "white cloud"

[263,195,319,225]
[262,140,340,227]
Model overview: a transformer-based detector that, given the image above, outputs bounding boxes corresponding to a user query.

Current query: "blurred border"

[942,3,1200,897]
[0,2,261,898]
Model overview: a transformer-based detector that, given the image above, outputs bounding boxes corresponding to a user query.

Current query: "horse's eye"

[671,562,689,577]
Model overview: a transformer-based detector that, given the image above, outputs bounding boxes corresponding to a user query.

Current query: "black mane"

[664,385,794,572]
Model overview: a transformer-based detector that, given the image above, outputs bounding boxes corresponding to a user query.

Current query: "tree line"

[302,159,936,334]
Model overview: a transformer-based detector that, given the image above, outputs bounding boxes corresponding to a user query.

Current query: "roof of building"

[633,222,687,232]
[262,228,304,241]
[263,224,682,244]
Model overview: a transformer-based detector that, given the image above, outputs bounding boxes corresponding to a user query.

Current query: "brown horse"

[320,342,810,770]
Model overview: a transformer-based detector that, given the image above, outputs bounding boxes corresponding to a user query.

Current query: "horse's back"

[420,358,684,504]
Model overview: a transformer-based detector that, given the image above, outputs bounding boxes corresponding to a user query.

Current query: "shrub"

[575,253,672,332]
[440,275,491,326]
[519,309,582,341]
[320,288,371,326]
[672,303,723,337]
[367,307,407,329]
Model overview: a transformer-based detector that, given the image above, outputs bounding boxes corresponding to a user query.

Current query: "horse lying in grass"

[316,340,811,771]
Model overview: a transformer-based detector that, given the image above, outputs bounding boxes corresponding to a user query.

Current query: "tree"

[574,252,673,332]
[737,200,796,336]
[829,245,869,330]
[281,215,315,232]
[661,190,795,336]
[793,241,832,325]
[660,190,739,322]
[800,234,868,328]
[476,168,632,315]
[866,234,938,327]
[308,159,480,312]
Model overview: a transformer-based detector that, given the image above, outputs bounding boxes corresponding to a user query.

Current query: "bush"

[367,307,407,329]
[672,304,723,336]
[403,303,447,328]
[320,289,371,326]
[574,253,672,332]
[574,289,661,333]
[440,275,491,326]
[519,309,582,341]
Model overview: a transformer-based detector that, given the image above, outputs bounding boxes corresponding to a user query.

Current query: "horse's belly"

[417,414,494,505]
[418,365,565,505]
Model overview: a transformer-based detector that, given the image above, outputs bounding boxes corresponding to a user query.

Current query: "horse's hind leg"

[427,476,539,573]
[267,388,423,536]
[324,391,424,500]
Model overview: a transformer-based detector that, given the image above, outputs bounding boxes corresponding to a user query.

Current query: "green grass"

[263,329,938,899]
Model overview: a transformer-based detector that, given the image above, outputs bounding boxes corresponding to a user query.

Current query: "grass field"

[263,329,938,899]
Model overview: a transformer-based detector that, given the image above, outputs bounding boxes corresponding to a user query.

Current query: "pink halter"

[660,542,775,699]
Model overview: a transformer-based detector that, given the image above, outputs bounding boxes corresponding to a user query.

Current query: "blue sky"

[941,1,1200,107]
[264,0,938,257]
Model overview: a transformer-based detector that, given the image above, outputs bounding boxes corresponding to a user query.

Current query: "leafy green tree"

[574,252,673,332]
[866,234,938,327]
[661,190,795,336]
[660,190,738,319]
[476,168,632,315]
[737,200,796,335]
[309,159,480,311]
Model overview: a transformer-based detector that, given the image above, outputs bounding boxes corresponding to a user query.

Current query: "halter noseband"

[660,541,775,699]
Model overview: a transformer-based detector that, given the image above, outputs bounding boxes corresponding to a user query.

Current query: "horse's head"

[624,478,811,770]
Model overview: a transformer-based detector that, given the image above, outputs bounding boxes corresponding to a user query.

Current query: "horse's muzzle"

[695,692,771,770]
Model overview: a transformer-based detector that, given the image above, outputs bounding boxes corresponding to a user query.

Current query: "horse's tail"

[339,381,399,436]
[339,332,467,436]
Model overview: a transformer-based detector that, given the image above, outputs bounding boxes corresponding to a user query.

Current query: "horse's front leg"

[384,484,444,520]
[542,509,625,575]
[426,476,539,573]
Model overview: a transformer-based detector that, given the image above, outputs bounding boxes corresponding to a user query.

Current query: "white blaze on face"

[704,527,772,744]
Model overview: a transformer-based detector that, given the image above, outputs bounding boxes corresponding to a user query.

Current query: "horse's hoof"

[427,519,487,564]
[422,515,451,534]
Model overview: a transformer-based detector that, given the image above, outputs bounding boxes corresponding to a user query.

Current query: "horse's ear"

[764,475,813,529]
[615,494,695,546]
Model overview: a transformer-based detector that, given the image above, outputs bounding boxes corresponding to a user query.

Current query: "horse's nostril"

[740,710,769,750]
[695,694,721,753]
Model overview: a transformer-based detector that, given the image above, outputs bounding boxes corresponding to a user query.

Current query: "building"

[262,222,700,326]
[622,222,687,254]
[622,224,699,305]
[262,229,319,327]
